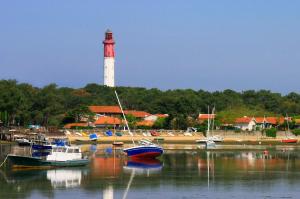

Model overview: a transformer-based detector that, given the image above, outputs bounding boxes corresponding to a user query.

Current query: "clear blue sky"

[1,0,300,93]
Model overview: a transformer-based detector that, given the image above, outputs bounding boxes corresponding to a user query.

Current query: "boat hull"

[32,144,52,150]
[124,146,163,159]
[18,142,32,146]
[112,141,124,146]
[8,155,89,168]
[282,139,298,143]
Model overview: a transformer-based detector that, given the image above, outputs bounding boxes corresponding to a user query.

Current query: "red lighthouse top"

[103,29,115,58]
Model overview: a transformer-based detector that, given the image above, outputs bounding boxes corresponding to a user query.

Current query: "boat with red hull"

[282,138,298,143]
[281,115,297,144]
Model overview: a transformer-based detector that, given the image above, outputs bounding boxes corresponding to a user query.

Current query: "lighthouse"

[103,29,115,87]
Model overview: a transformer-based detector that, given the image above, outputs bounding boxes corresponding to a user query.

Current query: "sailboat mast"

[211,106,215,133]
[286,114,290,131]
[114,90,135,145]
[207,106,210,138]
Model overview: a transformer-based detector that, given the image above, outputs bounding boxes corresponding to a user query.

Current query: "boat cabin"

[47,146,82,161]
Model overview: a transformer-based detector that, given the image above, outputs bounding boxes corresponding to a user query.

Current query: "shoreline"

[1,134,299,146]
[67,135,300,145]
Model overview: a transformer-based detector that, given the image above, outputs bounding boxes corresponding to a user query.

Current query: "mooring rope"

[0,155,8,168]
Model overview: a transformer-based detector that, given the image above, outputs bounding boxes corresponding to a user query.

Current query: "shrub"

[265,128,277,138]
[292,129,300,136]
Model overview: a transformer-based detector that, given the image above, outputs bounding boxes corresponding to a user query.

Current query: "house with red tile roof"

[234,116,256,131]
[94,116,122,127]
[124,110,151,118]
[89,106,122,116]
[234,116,291,131]
[255,117,278,129]
[198,114,215,123]
[89,105,151,119]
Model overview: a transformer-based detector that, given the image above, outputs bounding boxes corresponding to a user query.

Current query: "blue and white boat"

[114,90,164,159]
[123,139,163,159]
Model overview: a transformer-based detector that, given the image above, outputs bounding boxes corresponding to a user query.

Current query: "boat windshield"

[67,148,80,153]
[53,147,67,152]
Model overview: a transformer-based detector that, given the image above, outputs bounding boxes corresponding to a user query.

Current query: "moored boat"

[114,90,164,159]
[281,114,297,144]
[112,141,124,147]
[89,133,98,141]
[196,135,223,143]
[8,145,89,168]
[123,139,163,159]
[15,138,32,146]
[282,138,298,143]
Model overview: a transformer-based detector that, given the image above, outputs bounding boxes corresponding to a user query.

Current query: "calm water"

[1,144,300,199]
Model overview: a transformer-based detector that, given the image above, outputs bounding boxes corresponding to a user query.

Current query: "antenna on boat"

[114,90,135,145]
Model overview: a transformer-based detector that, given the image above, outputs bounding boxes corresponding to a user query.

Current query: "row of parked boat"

[7,134,164,168]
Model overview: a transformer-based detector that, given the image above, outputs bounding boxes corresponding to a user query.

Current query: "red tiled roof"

[265,117,278,125]
[255,117,285,125]
[198,114,216,120]
[64,123,88,129]
[89,106,151,118]
[155,114,169,118]
[136,120,154,127]
[255,117,265,123]
[89,106,121,114]
[94,116,122,125]
[124,110,151,118]
[235,116,253,124]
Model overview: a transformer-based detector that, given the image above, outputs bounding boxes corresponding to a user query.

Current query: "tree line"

[1,79,300,129]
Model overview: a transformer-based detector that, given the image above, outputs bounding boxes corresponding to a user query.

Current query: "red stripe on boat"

[129,152,161,159]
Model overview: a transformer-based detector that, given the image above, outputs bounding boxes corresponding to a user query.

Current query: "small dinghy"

[89,133,98,141]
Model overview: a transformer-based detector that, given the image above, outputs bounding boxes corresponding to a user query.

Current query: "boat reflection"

[1,167,86,190]
[46,169,82,188]
[123,158,163,175]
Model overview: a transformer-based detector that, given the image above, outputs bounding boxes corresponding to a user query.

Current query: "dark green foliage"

[70,126,93,130]
[265,128,277,138]
[1,79,300,128]
[125,114,138,129]
[153,117,167,129]
[292,129,300,136]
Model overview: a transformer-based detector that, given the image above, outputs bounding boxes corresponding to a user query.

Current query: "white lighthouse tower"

[103,29,115,87]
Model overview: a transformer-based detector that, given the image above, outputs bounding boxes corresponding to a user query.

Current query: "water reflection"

[1,144,300,198]
[46,169,82,188]
[123,159,163,175]
[91,147,124,179]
